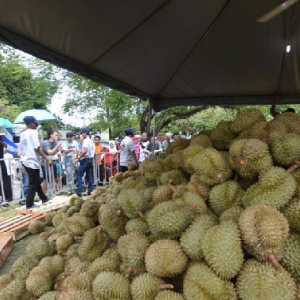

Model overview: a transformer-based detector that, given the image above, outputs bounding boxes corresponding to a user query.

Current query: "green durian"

[239,204,289,265]
[77,227,110,262]
[237,259,296,300]
[145,240,188,278]
[92,271,131,300]
[270,133,300,167]
[63,214,95,236]
[147,200,195,239]
[28,220,46,234]
[230,108,265,134]
[283,198,300,233]
[155,290,185,300]
[25,237,55,260]
[10,255,39,280]
[209,180,244,215]
[202,223,244,279]
[241,167,296,209]
[180,213,218,260]
[130,273,168,300]
[183,262,237,300]
[210,120,236,150]
[229,138,273,179]
[192,148,232,186]
[37,291,60,300]
[281,233,300,282]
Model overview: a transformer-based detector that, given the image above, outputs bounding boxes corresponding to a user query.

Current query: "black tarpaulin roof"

[0,0,300,111]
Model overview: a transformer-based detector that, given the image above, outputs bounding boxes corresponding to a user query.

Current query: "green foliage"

[0,43,60,121]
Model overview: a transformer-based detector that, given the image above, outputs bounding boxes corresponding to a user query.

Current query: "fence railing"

[0,152,120,206]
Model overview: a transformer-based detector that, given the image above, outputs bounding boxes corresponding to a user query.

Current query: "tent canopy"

[0,0,300,111]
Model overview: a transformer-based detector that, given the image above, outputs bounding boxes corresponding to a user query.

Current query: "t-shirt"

[20,128,41,169]
[120,136,135,167]
[4,153,15,175]
[147,141,162,156]
[81,138,94,160]
[94,144,104,165]
[62,140,78,157]
[139,140,150,162]
[41,139,59,165]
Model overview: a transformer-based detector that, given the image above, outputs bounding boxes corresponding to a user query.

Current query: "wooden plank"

[0,236,14,267]
[16,196,70,215]
[0,213,47,241]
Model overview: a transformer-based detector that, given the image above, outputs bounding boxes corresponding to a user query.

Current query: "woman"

[104,140,119,179]
[0,135,13,202]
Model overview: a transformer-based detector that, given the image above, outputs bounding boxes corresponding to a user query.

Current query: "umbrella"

[0,117,14,128]
[14,109,56,123]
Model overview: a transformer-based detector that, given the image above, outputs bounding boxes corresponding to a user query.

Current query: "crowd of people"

[0,114,183,210]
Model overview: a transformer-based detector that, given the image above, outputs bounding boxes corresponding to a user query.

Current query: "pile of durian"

[1,108,300,300]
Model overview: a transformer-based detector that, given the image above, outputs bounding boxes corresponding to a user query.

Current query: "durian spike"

[138,211,145,218]
[233,173,239,182]
[125,266,134,278]
[158,284,174,290]
[267,253,283,270]
[115,209,122,217]
[54,283,68,292]
[168,182,177,193]
[286,159,300,173]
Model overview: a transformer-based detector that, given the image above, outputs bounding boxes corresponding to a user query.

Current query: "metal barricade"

[93,152,119,186]
[0,157,68,206]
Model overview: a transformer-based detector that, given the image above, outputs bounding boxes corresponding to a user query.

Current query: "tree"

[0,43,61,121]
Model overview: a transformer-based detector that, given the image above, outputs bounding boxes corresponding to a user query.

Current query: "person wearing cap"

[19,116,52,210]
[62,132,78,195]
[73,127,95,196]
[120,128,138,172]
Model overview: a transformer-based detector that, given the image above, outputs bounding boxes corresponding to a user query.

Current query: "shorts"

[42,161,62,179]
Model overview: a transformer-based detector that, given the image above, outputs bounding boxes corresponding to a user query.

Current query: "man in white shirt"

[120,128,138,172]
[73,127,94,196]
[138,132,150,163]
[20,116,52,210]
[62,131,78,195]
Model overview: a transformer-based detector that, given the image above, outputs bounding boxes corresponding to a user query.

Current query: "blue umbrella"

[14,109,56,123]
[0,117,14,128]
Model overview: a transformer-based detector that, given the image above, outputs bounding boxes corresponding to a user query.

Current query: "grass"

[0,203,33,275]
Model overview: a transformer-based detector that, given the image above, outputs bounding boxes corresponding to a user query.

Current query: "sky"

[9,47,92,128]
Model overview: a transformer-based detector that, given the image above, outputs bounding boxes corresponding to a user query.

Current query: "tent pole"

[152,105,156,157]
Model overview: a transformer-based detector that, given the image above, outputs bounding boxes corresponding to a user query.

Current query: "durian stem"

[115,209,122,217]
[54,283,68,292]
[287,159,300,173]
[188,204,197,211]
[138,211,145,218]
[158,284,174,290]
[74,236,83,242]
[168,183,177,193]
[96,226,102,234]
[125,266,134,278]
[267,253,282,269]
[233,173,239,182]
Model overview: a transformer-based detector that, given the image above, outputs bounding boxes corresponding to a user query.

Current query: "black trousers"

[25,166,48,208]
[0,161,12,201]
[120,166,128,173]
